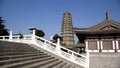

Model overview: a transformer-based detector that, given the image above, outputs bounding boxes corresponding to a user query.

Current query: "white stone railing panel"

[0,34,89,68]
[35,36,89,68]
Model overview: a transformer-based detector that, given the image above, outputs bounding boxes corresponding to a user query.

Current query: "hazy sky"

[1,0,120,41]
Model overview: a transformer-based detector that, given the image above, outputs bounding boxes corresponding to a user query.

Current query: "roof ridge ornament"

[106,12,110,20]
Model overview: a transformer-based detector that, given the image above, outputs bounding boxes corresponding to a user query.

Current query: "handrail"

[0,35,20,40]
[35,36,89,68]
[0,35,89,68]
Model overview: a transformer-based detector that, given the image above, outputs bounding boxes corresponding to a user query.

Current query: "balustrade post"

[56,38,61,55]
[32,30,36,40]
[31,30,36,44]
[44,40,47,48]
[9,31,13,40]
[3,36,5,40]
[71,52,74,61]
[18,36,20,40]
[86,48,90,68]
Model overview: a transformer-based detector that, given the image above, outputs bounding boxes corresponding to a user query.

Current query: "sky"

[0,0,120,41]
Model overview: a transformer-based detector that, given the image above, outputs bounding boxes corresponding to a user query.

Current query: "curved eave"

[89,19,120,30]
[74,19,120,31]
[74,29,120,35]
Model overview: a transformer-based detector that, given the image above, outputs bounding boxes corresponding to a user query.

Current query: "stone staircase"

[0,41,82,68]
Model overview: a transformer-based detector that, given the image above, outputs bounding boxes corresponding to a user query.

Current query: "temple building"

[61,11,74,45]
[74,12,120,53]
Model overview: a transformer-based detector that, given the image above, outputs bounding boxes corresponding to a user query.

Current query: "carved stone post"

[32,30,36,40]
[9,31,13,40]
[56,38,61,55]
[86,48,90,68]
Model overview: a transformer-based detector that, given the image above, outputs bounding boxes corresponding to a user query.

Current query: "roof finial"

[106,12,110,20]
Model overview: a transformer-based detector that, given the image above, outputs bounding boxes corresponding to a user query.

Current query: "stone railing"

[0,30,89,68]
[35,36,89,68]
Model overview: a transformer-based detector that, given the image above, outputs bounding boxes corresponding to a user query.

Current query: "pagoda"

[61,11,74,45]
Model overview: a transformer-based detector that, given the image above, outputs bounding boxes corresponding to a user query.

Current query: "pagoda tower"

[61,11,74,45]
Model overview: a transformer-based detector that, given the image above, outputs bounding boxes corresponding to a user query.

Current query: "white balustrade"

[0,32,89,68]
[0,36,20,41]
[34,36,89,68]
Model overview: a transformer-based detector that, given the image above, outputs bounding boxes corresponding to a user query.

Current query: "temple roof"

[74,13,120,35]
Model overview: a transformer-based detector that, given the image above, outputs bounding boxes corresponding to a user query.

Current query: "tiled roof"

[74,18,120,34]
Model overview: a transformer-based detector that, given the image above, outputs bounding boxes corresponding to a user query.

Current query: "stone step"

[19,57,58,68]
[0,51,43,56]
[2,57,55,68]
[0,42,32,48]
[0,49,37,52]
[0,53,46,60]
[61,63,71,68]
[52,61,66,68]
[40,59,62,68]
[0,54,50,66]
[0,41,83,68]
[69,65,76,68]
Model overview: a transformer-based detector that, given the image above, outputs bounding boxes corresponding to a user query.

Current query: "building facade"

[61,11,74,45]
[74,12,120,53]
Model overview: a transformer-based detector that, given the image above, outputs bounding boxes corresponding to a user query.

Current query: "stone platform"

[90,53,120,68]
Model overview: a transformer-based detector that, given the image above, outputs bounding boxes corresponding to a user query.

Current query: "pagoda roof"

[74,13,120,35]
